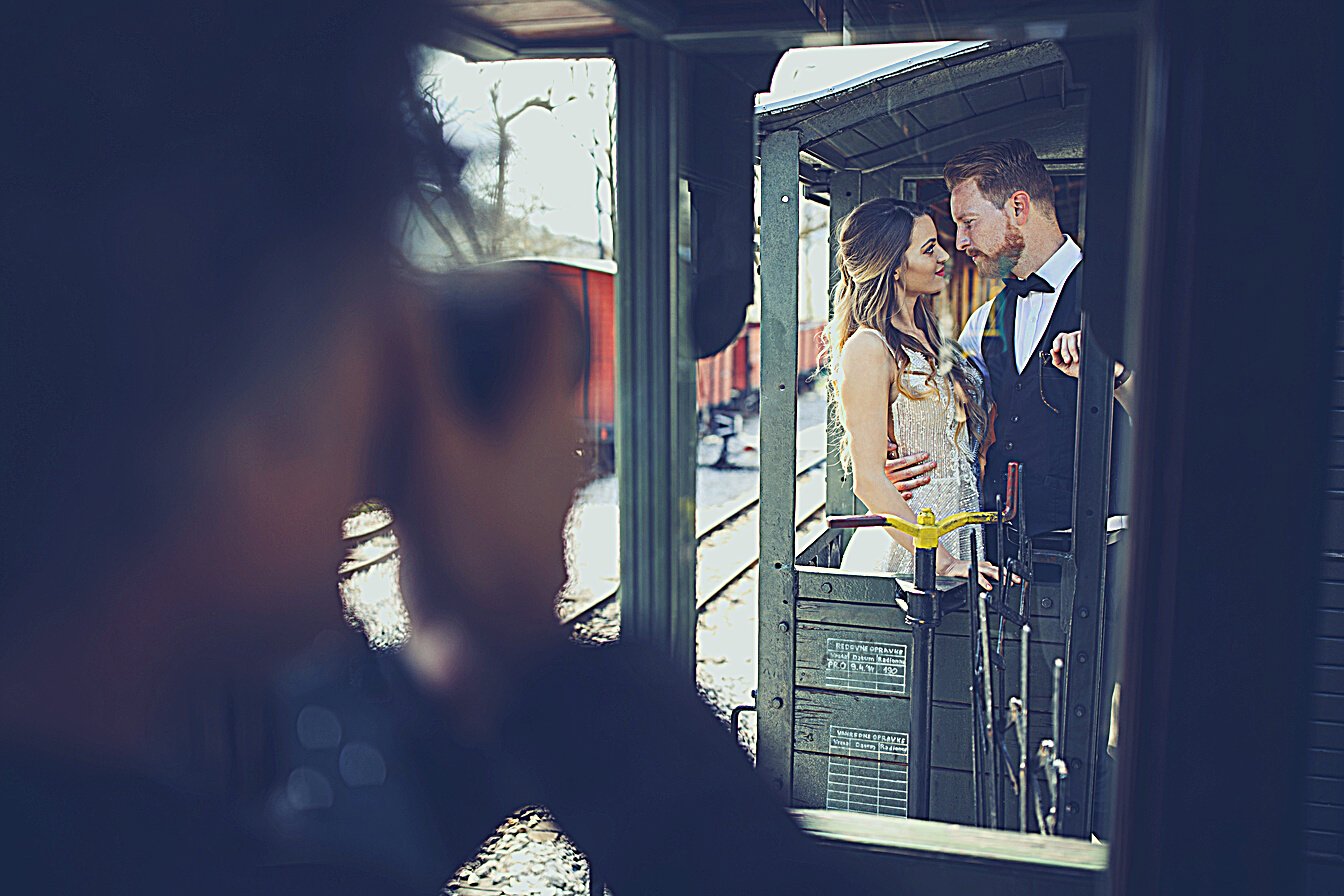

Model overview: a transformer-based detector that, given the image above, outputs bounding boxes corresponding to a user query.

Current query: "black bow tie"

[1001,273,1053,298]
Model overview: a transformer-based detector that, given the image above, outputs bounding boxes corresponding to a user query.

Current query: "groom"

[887,138,1131,839]
[888,138,1132,544]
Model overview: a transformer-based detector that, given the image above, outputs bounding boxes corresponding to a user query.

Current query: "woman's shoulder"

[837,328,896,382]
[844,327,897,358]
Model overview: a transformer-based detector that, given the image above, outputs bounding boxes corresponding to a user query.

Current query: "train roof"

[756,39,1086,201]
[753,40,992,117]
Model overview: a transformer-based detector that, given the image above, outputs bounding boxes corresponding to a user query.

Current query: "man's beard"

[974,221,1026,279]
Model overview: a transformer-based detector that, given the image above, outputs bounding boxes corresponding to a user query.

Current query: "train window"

[753,34,1138,868]
[341,56,624,649]
[342,53,631,892]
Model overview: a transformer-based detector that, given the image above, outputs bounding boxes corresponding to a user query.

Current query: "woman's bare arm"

[839,331,1001,589]
[837,332,919,555]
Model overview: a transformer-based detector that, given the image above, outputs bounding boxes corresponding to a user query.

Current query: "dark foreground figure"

[0,3,845,893]
[3,639,828,895]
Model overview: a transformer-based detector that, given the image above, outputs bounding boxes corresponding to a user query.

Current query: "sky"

[423,53,616,248]
[423,42,958,245]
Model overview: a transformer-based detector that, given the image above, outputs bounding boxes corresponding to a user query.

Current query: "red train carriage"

[511,258,617,469]
[717,320,824,415]
[696,347,734,411]
[511,258,823,472]
[733,322,759,401]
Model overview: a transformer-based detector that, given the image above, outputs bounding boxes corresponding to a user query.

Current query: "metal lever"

[730,702,756,746]
[824,514,895,529]
[827,507,1001,549]
[1002,461,1022,523]
[968,531,984,827]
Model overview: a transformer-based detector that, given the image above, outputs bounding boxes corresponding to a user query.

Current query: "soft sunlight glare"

[756,42,959,107]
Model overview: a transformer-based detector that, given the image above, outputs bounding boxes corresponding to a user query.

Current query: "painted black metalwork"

[827,504,1000,820]
[613,37,698,676]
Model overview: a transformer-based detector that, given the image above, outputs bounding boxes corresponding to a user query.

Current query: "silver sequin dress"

[840,333,987,578]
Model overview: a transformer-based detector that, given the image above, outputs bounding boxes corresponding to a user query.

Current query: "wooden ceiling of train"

[426,0,1141,59]
[428,0,825,59]
[755,40,1088,201]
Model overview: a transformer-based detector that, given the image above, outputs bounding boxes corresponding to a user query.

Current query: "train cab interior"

[417,1,1342,892]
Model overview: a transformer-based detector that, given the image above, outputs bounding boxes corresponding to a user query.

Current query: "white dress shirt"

[958,235,1083,376]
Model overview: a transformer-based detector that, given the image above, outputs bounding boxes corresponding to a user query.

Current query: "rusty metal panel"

[908,92,973,130]
[852,110,927,149]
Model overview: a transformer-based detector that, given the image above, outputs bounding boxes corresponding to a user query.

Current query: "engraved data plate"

[824,725,909,817]
[823,637,908,695]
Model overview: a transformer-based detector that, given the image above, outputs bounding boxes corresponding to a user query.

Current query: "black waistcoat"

[980,261,1128,536]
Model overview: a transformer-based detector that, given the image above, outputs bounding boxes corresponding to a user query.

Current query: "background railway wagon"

[733,322,759,404]
[696,340,736,411]
[522,258,824,471]
[701,321,824,416]
[511,258,618,470]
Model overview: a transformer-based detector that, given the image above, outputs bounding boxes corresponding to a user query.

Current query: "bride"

[825,198,1000,589]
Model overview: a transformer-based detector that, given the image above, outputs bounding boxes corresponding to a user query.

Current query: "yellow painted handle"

[936,510,1000,539]
[827,507,1000,550]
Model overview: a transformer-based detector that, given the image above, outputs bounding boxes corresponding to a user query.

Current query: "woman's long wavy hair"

[822,197,988,472]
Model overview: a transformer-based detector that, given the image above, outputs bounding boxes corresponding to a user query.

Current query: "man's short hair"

[943,139,1056,214]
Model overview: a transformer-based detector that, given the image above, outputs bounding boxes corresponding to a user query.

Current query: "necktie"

[1001,272,1053,298]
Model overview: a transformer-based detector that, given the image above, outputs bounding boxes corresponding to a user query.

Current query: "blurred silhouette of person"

[269,264,835,894]
[1,3,848,892]
[1,3,444,890]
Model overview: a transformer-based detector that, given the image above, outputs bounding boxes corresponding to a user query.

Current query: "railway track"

[339,509,396,575]
[339,451,829,637]
[558,454,828,627]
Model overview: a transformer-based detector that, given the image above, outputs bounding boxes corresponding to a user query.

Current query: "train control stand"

[759,389,1110,834]
[824,463,1066,833]
[826,507,1000,820]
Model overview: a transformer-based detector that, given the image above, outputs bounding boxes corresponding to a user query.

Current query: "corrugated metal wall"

[1308,238,1344,892]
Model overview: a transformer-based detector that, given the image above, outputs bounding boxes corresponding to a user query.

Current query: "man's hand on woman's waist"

[885,442,935,501]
